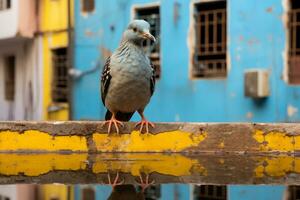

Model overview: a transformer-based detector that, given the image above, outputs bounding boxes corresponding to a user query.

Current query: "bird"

[107,172,155,200]
[101,20,156,134]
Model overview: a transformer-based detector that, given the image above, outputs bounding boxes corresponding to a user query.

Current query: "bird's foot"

[102,118,124,134]
[136,174,155,193]
[107,172,124,190]
[135,118,155,134]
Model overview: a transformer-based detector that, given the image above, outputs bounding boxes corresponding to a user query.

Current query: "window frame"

[190,0,228,80]
[51,47,69,104]
[81,0,95,14]
[131,2,161,79]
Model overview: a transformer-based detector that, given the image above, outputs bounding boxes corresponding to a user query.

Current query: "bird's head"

[123,20,156,44]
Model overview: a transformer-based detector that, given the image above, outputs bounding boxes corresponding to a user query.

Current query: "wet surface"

[1,153,300,185]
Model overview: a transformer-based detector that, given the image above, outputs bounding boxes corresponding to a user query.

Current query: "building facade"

[0,0,42,120]
[39,0,73,120]
[73,0,300,199]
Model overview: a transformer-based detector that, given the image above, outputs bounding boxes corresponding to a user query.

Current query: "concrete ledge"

[1,121,300,153]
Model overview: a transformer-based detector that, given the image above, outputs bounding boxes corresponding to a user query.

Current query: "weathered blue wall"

[73,0,297,199]
[73,0,300,123]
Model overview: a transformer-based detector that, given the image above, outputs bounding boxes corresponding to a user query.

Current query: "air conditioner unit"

[244,69,269,98]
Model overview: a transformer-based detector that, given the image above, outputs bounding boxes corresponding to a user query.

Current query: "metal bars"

[289,3,300,84]
[193,1,227,78]
[51,48,68,103]
[136,6,161,79]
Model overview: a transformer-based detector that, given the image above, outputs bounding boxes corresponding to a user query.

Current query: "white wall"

[0,39,43,120]
[0,185,17,200]
[0,0,18,39]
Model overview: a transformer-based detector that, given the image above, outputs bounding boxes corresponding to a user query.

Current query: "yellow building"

[38,0,74,198]
[37,184,74,200]
[39,0,73,120]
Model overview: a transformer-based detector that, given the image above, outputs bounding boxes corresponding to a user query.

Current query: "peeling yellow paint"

[92,154,206,176]
[92,130,207,152]
[254,156,300,177]
[0,154,87,176]
[0,130,87,151]
[253,130,300,152]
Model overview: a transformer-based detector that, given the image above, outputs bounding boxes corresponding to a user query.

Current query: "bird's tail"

[105,110,134,122]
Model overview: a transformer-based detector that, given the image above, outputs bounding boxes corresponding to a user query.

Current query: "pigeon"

[101,20,156,134]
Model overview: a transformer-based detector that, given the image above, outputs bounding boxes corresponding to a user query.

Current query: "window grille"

[51,48,68,103]
[193,1,227,78]
[288,0,300,84]
[81,0,94,13]
[194,185,227,200]
[136,6,161,79]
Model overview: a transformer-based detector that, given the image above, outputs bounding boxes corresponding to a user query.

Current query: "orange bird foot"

[102,117,124,134]
[136,174,155,193]
[135,119,155,134]
[107,172,124,190]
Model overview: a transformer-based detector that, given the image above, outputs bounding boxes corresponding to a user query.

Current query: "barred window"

[194,185,227,200]
[288,0,300,84]
[135,6,161,79]
[81,0,94,13]
[193,1,227,78]
[4,56,15,101]
[51,48,68,103]
[0,0,11,10]
[288,186,300,200]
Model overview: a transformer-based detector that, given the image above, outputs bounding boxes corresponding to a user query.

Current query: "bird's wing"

[101,56,111,105]
[150,61,156,96]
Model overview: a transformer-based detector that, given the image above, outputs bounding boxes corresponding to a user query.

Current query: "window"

[193,1,227,78]
[135,6,161,79]
[0,0,11,10]
[4,56,15,101]
[194,185,227,200]
[81,0,94,13]
[288,186,300,200]
[51,48,68,103]
[82,187,95,200]
[288,0,300,84]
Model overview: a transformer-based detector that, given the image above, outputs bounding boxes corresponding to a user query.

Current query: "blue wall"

[73,0,300,123]
[73,0,297,199]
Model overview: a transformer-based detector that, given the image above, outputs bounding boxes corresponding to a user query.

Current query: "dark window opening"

[81,187,95,200]
[193,1,227,78]
[0,0,11,10]
[288,186,300,200]
[194,185,227,200]
[81,0,94,13]
[136,6,161,79]
[4,56,15,101]
[288,0,300,84]
[51,48,68,103]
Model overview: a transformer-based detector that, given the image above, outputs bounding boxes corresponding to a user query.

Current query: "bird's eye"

[133,27,137,32]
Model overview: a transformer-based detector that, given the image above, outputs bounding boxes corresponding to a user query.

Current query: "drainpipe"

[67,0,73,120]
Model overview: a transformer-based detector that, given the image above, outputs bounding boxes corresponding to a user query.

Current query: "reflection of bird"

[101,20,156,134]
[107,172,155,200]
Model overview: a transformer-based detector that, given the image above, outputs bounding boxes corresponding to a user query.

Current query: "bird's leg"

[135,110,155,134]
[136,173,155,193]
[107,171,124,190]
[102,113,124,134]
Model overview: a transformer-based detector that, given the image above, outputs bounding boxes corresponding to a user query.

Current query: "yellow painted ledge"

[253,130,300,152]
[0,130,88,152]
[93,130,207,152]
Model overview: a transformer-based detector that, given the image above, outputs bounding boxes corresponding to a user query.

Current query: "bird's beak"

[141,31,156,42]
